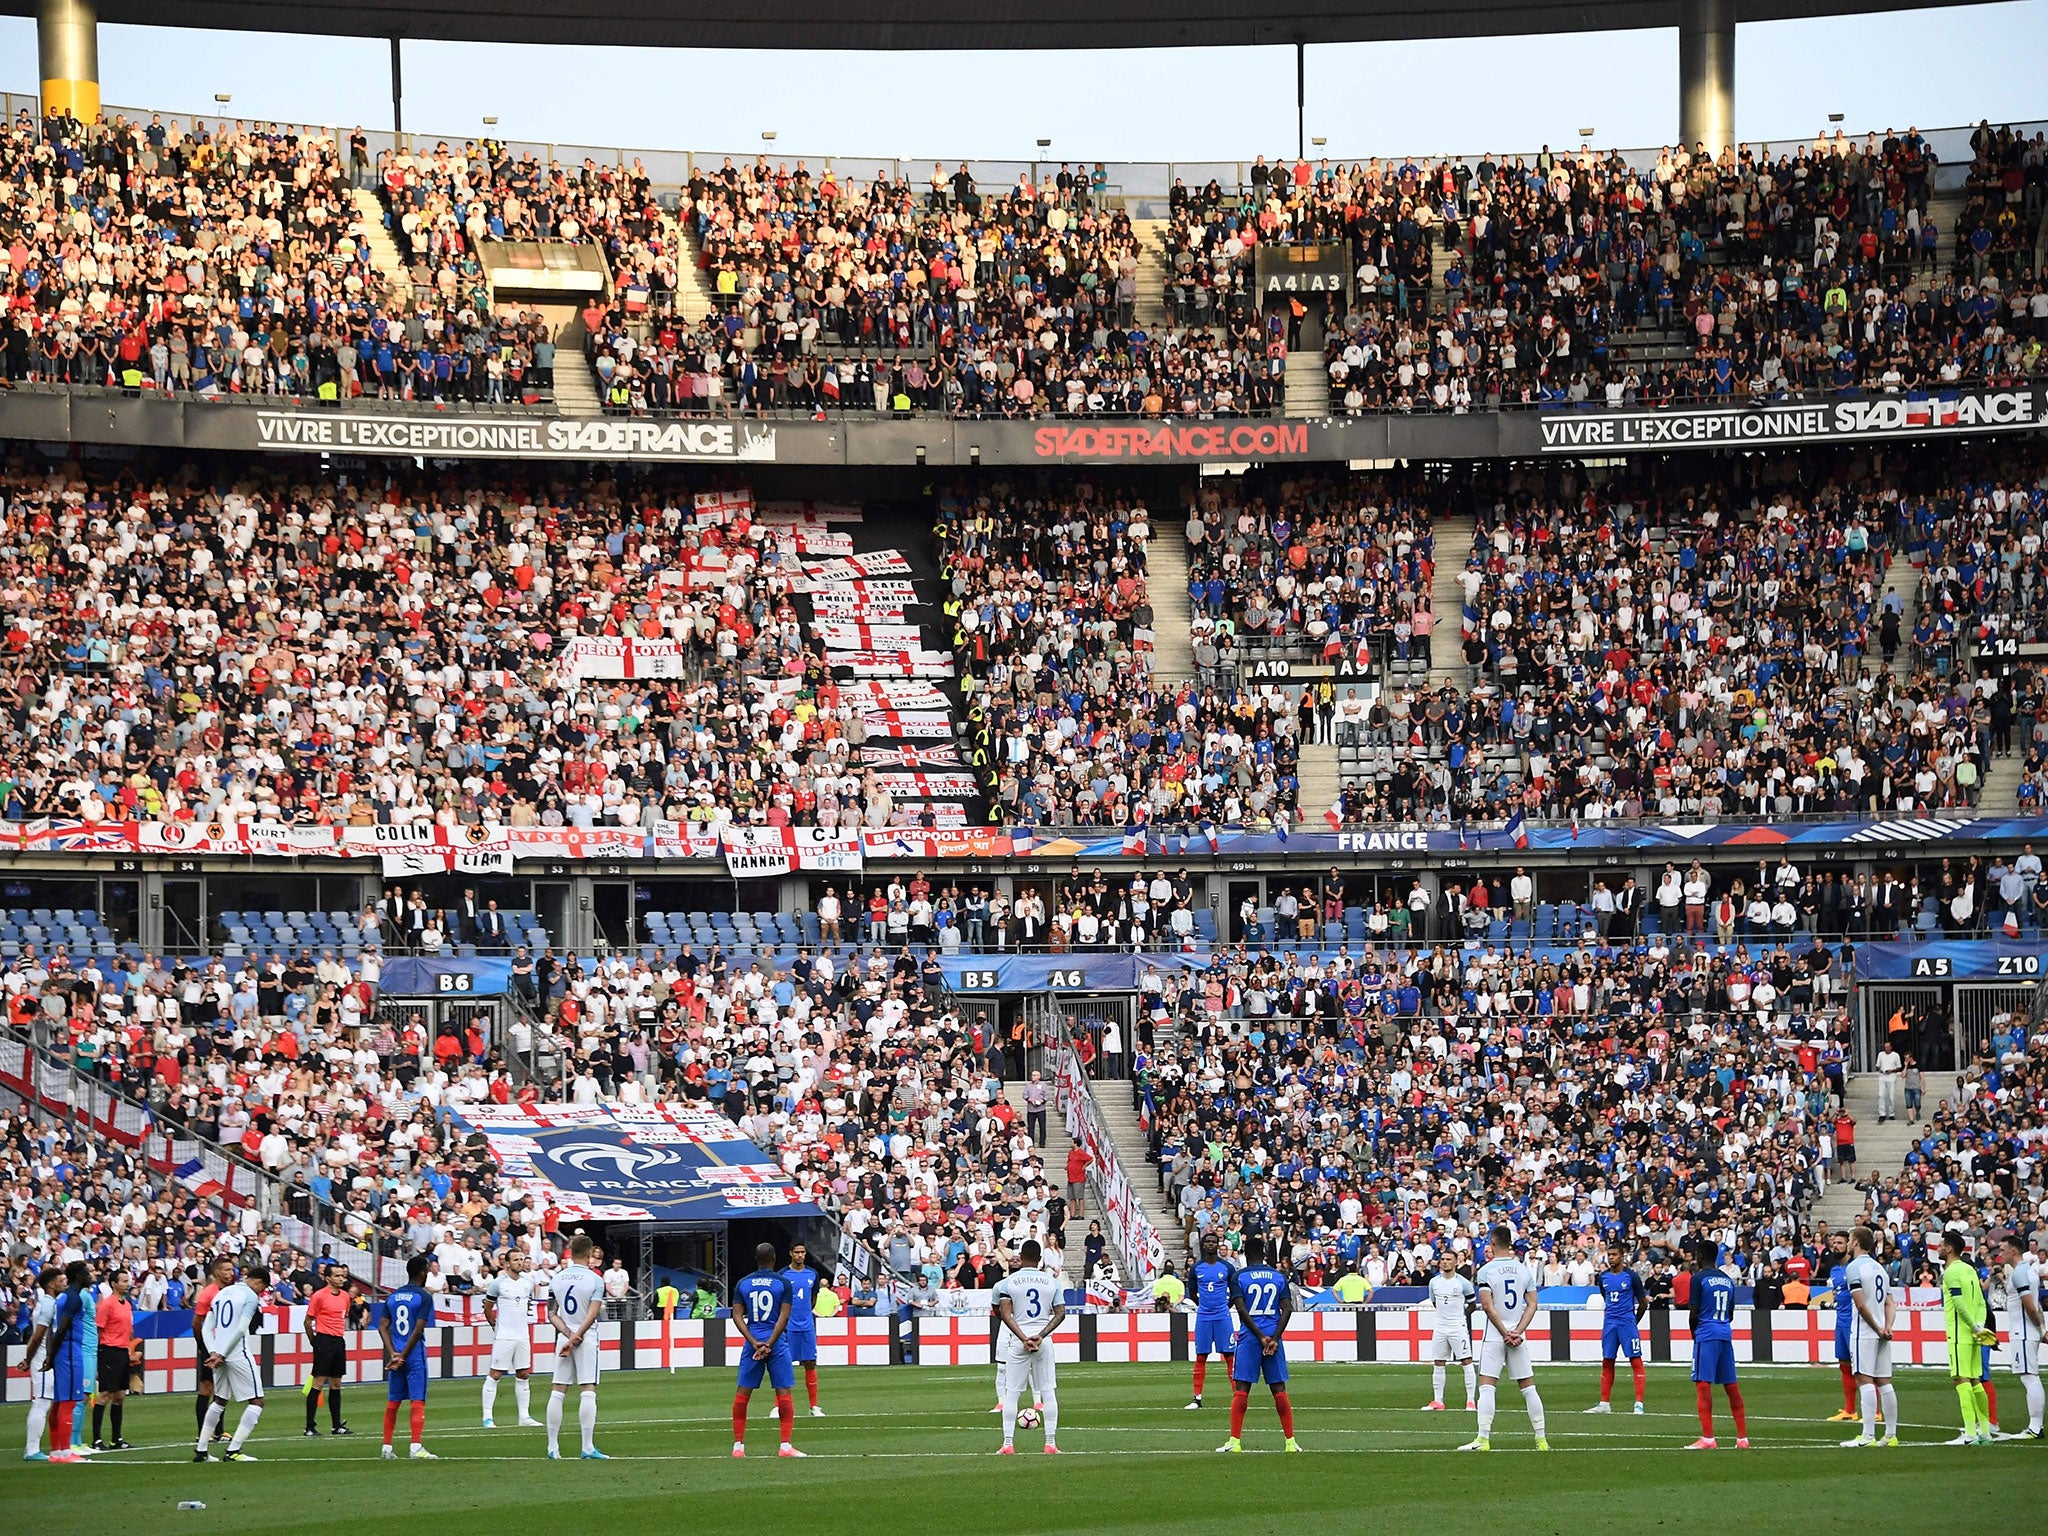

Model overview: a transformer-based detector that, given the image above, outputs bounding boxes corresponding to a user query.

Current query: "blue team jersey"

[1599,1268,1642,1322]
[1829,1263,1852,1327]
[734,1271,791,1343]
[1230,1266,1288,1339]
[381,1285,435,1354]
[1694,1271,1736,1341]
[1192,1259,1235,1317]
[780,1267,817,1329]
[50,1289,86,1361]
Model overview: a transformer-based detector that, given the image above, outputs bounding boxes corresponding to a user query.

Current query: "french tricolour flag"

[1123,803,1149,856]
[175,1158,225,1199]
[1505,810,1529,850]
[1324,798,1344,831]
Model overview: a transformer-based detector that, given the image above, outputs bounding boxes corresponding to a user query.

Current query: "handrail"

[0,1023,395,1285]
[11,91,2035,205]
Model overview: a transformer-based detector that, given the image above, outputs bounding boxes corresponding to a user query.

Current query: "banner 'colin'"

[448,1103,820,1221]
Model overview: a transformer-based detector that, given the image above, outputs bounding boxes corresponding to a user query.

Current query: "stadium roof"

[2,0,2002,52]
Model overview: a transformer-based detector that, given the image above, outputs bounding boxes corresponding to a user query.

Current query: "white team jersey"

[201,1281,264,1363]
[1844,1254,1890,1330]
[27,1294,54,1371]
[992,1266,1063,1357]
[486,1272,539,1340]
[2009,1258,2043,1343]
[1427,1273,1475,1330]
[1476,1257,1537,1327]
[549,1264,605,1333]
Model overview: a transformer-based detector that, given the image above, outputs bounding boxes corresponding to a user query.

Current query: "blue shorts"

[737,1337,794,1393]
[1979,1345,1994,1383]
[1692,1337,1738,1386]
[1602,1322,1642,1360]
[52,1351,85,1404]
[1195,1315,1236,1356]
[785,1324,817,1365]
[1834,1325,1853,1365]
[1230,1331,1288,1387]
[386,1356,429,1402]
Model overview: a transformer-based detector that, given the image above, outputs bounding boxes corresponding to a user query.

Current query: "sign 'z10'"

[254,411,778,463]
[1535,387,2042,454]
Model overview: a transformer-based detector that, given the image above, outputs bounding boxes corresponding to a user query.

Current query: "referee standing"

[303,1264,354,1436]
[91,1269,137,1450]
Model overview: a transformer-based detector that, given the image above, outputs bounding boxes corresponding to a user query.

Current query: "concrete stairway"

[1877,555,1920,679]
[1090,1085,1185,1273]
[532,302,604,415]
[1813,1069,1956,1229]
[1007,1080,1119,1282]
[1297,738,1343,832]
[1129,216,1173,328]
[349,187,413,303]
[1427,514,1476,687]
[1146,520,1196,679]
[1976,751,2024,815]
[1283,351,1327,419]
[663,206,718,326]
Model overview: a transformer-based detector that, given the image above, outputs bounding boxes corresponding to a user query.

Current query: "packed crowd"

[1311,128,2048,414]
[1845,1003,2046,1285]
[1180,468,1441,665]
[0,457,977,834]
[625,158,1276,418]
[1325,447,2035,827]
[7,927,1097,1289]
[1138,926,1858,1282]
[0,109,559,403]
[941,480,1304,832]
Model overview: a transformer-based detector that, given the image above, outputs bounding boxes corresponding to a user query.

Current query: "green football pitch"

[3,1363,2041,1535]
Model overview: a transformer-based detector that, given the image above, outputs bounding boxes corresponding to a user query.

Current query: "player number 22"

[1244,1282,1278,1314]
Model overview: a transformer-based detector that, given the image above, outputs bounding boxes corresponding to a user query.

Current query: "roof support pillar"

[37,0,99,122]
[1678,0,1734,158]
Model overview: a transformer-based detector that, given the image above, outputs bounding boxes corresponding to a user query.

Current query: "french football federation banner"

[448,1103,820,1221]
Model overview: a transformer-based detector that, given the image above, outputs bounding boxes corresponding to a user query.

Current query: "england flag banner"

[804,550,913,583]
[861,710,955,739]
[759,500,864,523]
[842,680,950,711]
[815,621,927,651]
[892,802,972,827]
[860,743,963,768]
[832,650,955,677]
[691,488,755,525]
[559,636,689,681]
[447,1103,820,1221]
[871,771,979,799]
[809,579,920,612]
[721,825,795,877]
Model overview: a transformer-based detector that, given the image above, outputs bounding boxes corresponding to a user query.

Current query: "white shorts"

[216,1350,262,1403]
[997,1348,1057,1401]
[552,1334,601,1387]
[1431,1327,1473,1362]
[1478,1333,1534,1382]
[30,1365,52,1402]
[489,1334,532,1373]
[1849,1326,1893,1380]
[2010,1328,2041,1377]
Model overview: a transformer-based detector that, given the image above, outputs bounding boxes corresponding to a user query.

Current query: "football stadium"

[0,0,2044,1527]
